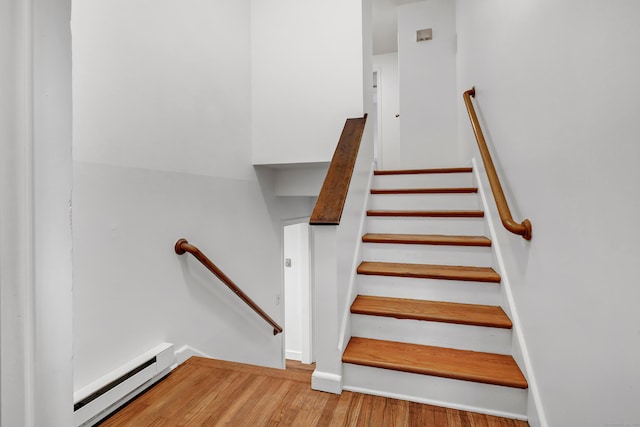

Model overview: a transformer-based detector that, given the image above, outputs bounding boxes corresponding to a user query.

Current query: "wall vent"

[417,28,433,42]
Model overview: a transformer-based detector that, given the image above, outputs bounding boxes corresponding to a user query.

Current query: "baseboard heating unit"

[73,343,176,426]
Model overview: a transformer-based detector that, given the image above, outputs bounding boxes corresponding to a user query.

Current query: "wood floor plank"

[203,374,267,424]
[147,418,171,427]
[342,337,528,389]
[343,392,365,427]
[289,385,331,426]
[328,390,355,426]
[358,261,501,283]
[363,233,491,247]
[351,295,512,328]
[458,410,476,427]
[471,412,491,427]
[408,401,435,427]
[270,381,311,426]
[315,391,342,427]
[434,406,449,427]
[176,370,247,425]
[383,398,410,427]
[487,414,518,427]
[355,394,374,427]
[183,372,255,425]
[98,356,529,426]
[447,407,464,427]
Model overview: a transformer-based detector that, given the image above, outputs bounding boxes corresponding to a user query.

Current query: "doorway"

[283,220,312,364]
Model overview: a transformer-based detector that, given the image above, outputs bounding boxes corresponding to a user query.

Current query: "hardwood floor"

[99,357,529,427]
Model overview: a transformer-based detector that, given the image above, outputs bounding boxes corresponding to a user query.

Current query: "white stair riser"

[362,242,493,267]
[373,173,474,189]
[351,315,512,355]
[369,193,479,210]
[342,364,527,419]
[366,217,486,236]
[357,275,502,306]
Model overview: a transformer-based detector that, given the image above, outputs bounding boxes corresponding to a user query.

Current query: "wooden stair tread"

[371,187,478,194]
[374,167,473,175]
[351,295,512,328]
[362,233,491,247]
[367,210,484,218]
[343,337,528,389]
[357,261,501,283]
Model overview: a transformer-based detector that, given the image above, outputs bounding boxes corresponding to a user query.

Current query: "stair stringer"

[471,157,547,427]
[337,161,376,353]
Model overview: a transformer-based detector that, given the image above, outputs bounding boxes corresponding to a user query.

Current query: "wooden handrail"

[310,115,368,225]
[463,87,532,240]
[174,239,283,335]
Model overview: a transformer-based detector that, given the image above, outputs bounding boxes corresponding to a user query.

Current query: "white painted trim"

[338,160,375,352]
[311,371,342,395]
[285,350,302,360]
[471,157,547,427]
[342,385,527,421]
[373,66,383,168]
[174,344,213,365]
[309,226,343,393]
[22,1,36,424]
[299,222,312,364]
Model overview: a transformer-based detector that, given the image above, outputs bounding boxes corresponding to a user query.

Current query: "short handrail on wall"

[310,114,368,225]
[463,87,532,240]
[174,238,283,335]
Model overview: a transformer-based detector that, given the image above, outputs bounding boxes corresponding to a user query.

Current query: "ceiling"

[372,0,425,55]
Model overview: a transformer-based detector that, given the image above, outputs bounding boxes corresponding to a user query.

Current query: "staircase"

[341,167,528,418]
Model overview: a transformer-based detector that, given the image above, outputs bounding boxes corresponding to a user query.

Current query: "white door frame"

[281,217,313,365]
[373,67,383,168]
[1,0,74,425]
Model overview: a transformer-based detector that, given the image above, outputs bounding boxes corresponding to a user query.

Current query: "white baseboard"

[311,370,342,394]
[174,344,212,365]
[285,350,302,361]
[342,384,527,421]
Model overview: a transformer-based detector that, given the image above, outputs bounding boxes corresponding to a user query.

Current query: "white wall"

[251,0,366,165]
[273,164,328,197]
[373,53,400,169]
[456,1,640,426]
[72,0,311,392]
[398,0,460,168]
[1,0,74,425]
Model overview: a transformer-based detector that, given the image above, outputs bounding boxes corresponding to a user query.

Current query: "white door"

[283,222,312,363]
